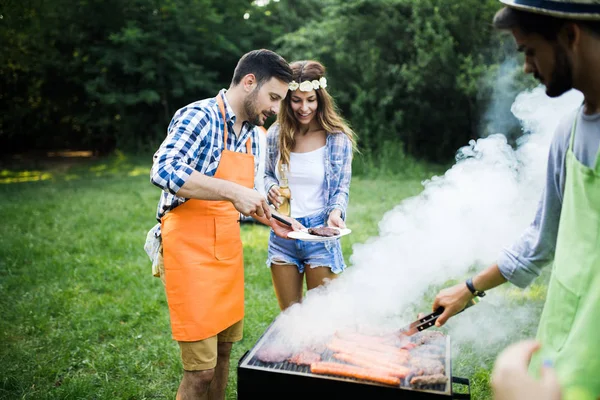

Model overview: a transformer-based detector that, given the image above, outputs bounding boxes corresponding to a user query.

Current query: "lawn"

[0,152,548,400]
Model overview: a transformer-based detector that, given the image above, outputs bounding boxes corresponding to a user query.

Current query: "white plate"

[287,228,352,242]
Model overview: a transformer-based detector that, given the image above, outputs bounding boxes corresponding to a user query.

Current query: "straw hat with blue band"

[499,0,600,20]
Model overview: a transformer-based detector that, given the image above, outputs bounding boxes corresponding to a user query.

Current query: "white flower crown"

[289,77,328,92]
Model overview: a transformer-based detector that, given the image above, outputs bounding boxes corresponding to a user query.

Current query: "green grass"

[0,153,546,399]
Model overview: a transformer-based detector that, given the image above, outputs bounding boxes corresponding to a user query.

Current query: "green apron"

[530,107,600,400]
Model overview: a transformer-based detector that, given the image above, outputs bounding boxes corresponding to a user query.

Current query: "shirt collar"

[219,89,237,125]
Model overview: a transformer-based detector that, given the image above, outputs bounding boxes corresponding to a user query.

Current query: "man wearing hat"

[430,1,600,399]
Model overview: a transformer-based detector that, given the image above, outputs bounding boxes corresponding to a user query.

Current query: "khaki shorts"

[179,320,244,371]
[157,245,244,371]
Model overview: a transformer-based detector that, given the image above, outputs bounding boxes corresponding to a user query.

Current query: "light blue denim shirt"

[264,123,353,219]
[498,108,600,288]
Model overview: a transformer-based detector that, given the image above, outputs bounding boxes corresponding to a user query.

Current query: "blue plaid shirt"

[150,89,261,231]
[264,123,354,219]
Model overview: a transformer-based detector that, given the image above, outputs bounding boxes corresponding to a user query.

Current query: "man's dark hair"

[493,7,600,40]
[231,49,292,87]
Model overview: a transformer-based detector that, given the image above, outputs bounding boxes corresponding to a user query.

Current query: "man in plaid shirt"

[148,49,300,400]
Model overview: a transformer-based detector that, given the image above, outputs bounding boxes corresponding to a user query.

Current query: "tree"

[275,0,526,162]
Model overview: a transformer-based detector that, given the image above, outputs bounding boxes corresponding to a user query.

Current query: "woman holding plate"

[264,60,357,311]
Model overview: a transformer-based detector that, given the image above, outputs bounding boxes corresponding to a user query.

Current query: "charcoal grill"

[237,319,471,399]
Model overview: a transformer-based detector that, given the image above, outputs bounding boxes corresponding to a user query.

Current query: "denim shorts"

[266,210,346,274]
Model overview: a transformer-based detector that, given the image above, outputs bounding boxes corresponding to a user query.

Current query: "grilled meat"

[310,361,401,386]
[410,343,445,362]
[409,358,445,376]
[308,226,339,237]
[409,373,447,387]
[255,344,292,363]
[412,331,445,345]
[288,350,322,365]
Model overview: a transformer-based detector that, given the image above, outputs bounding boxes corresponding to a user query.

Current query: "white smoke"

[480,58,522,138]
[269,86,584,355]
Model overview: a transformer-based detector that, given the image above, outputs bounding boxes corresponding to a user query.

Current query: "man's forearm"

[176,170,239,201]
[472,264,508,292]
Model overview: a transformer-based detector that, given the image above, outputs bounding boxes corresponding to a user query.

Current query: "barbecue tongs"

[398,297,480,336]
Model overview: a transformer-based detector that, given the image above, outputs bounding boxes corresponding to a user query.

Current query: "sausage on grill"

[409,373,447,387]
[310,361,401,386]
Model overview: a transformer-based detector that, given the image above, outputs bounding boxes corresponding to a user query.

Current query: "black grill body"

[237,320,471,399]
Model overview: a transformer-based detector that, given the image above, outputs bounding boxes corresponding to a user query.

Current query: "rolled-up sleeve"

[497,121,568,288]
[497,197,551,288]
[150,107,208,195]
[263,124,280,196]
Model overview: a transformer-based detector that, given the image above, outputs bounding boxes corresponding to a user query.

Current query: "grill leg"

[451,376,471,400]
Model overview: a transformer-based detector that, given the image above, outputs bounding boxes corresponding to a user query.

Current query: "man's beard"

[243,89,264,126]
[544,44,573,98]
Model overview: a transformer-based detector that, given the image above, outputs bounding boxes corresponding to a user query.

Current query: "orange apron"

[160,94,254,341]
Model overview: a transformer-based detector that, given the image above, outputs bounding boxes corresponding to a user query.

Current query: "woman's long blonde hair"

[277,60,357,167]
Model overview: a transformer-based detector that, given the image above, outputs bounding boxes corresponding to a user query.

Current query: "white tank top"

[283,146,327,218]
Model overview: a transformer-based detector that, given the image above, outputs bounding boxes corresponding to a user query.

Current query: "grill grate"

[237,318,470,399]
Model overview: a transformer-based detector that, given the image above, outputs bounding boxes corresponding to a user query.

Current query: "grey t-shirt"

[498,107,600,288]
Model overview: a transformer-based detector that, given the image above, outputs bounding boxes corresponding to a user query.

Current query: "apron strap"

[216,94,229,149]
[216,92,253,155]
[568,107,581,151]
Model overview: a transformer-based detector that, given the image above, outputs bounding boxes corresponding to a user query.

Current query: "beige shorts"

[179,320,244,371]
[157,244,244,371]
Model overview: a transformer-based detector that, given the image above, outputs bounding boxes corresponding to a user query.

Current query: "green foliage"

[1,0,280,154]
[352,139,448,178]
[1,0,531,163]
[0,155,438,399]
[275,0,524,163]
[0,154,548,399]
[82,0,224,150]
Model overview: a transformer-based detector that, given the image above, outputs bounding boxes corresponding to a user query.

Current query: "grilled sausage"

[310,361,401,386]
[409,373,447,387]
[332,352,411,378]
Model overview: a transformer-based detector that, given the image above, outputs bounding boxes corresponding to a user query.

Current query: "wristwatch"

[465,277,486,297]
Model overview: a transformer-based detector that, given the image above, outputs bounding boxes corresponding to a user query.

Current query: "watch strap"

[466,277,486,297]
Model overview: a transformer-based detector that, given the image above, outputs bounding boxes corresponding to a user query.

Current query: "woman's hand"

[268,185,282,208]
[288,218,305,232]
[271,215,306,239]
[327,209,346,229]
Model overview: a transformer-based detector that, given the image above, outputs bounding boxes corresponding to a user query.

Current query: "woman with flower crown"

[263,60,357,310]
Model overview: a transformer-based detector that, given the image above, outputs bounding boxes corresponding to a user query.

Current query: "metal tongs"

[398,297,480,336]
[271,213,293,226]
